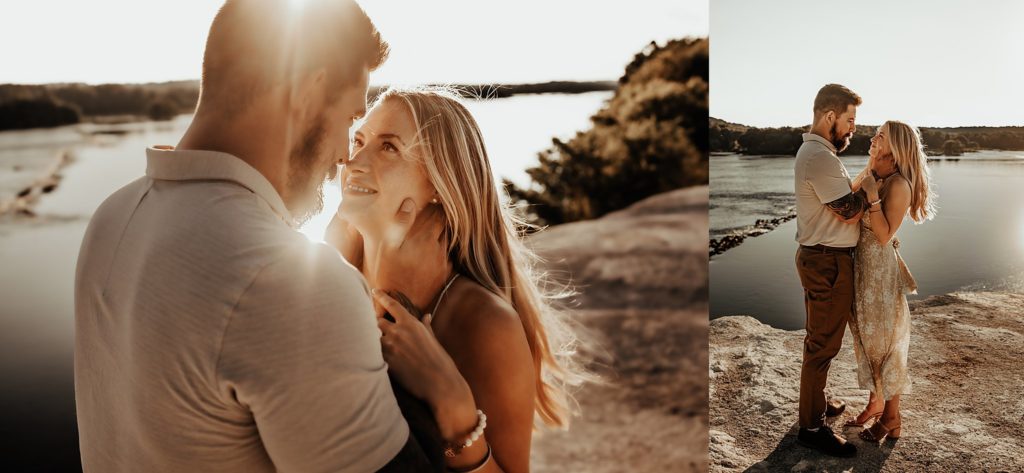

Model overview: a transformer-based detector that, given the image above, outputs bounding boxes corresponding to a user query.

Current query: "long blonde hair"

[881,120,936,222]
[371,86,582,428]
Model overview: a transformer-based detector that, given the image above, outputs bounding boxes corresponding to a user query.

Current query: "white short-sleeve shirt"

[794,133,860,247]
[74,146,408,472]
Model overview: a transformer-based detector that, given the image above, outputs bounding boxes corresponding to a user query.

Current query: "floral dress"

[850,173,917,400]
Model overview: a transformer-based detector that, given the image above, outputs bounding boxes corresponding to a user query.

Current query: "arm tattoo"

[826,192,868,219]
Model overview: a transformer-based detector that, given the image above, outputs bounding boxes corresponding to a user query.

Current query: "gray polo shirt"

[794,133,860,247]
[74,146,408,472]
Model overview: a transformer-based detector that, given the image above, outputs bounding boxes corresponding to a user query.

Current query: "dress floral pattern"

[850,174,917,400]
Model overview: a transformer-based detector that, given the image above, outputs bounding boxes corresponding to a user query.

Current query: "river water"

[711,152,1024,329]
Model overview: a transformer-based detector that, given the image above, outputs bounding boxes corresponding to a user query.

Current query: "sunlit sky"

[711,0,1024,128]
[2,0,706,85]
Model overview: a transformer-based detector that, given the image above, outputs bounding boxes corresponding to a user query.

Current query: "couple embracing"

[74,1,580,472]
[793,84,936,457]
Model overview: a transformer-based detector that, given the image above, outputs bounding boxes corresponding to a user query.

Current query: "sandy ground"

[528,186,709,472]
[710,292,1024,472]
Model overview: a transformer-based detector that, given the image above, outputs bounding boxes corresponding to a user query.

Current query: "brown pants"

[795,246,855,429]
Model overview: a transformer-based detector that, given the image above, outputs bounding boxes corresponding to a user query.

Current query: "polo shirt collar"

[802,133,837,153]
[145,146,294,226]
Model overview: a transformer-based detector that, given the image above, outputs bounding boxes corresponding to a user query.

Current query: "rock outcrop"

[710,292,1024,472]
[530,186,709,472]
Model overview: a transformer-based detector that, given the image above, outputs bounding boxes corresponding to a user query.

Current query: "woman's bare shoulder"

[891,173,912,190]
[443,278,524,342]
[887,174,913,199]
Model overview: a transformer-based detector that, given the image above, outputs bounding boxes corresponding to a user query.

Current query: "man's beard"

[287,113,331,226]
[830,122,851,153]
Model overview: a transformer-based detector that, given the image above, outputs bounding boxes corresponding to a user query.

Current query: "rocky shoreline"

[709,211,795,257]
[529,186,709,472]
[0,150,74,219]
[710,292,1024,472]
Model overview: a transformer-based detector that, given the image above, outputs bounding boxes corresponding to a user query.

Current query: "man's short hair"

[813,83,862,120]
[200,0,389,114]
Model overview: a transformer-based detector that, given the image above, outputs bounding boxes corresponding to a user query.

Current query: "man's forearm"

[826,191,869,221]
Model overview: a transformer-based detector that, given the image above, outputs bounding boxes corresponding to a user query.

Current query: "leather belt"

[800,244,855,255]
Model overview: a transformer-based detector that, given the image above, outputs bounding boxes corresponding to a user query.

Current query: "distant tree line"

[0,81,199,130]
[0,99,81,130]
[1,80,621,132]
[506,37,708,227]
[711,117,1024,156]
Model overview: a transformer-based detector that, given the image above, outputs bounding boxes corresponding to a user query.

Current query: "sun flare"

[298,176,344,243]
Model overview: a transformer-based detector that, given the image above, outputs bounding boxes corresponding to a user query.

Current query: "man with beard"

[792,83,867,457]
[74,1,442,471]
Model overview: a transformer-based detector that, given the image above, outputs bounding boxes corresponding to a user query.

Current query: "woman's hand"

[324,213,364,268]
[852,156,874,193]
[373,289,480,442]
[862,174,881,202]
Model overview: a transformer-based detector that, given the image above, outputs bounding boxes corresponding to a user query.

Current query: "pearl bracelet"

[443,409,487,458]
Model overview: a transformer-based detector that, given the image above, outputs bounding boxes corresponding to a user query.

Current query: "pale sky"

[711,0,1024,128]
[2,0,707,85]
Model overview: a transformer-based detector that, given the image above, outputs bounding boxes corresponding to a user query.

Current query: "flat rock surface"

[710,292,1024,472]
[529,186,709,472]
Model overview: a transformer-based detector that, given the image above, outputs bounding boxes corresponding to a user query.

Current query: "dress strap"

[431,273,460,316]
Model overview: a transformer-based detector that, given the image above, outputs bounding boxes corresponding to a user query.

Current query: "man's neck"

[177,105,291,204]
[809,122,832,143]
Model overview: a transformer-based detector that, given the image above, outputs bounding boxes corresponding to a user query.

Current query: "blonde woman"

[325,87,579,472]
[845,120,935,443]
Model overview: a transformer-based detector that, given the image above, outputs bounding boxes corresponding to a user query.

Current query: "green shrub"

[507,38,708,226]
[943,139,964,156]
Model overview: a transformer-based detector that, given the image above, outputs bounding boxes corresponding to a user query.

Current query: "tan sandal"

[859,414,902,443]
[844,410,882,427]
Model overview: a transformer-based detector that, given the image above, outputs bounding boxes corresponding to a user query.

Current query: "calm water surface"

[711,153,1024,330]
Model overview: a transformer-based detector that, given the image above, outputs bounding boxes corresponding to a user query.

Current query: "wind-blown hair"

[881,120,936,222]
[370,86,584,428]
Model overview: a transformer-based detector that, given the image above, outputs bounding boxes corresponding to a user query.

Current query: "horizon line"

[711,116,1024,130]
[0,78,619,88]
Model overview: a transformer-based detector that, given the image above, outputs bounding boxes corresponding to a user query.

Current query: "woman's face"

[339,98,435,232]
[869,127,891,160]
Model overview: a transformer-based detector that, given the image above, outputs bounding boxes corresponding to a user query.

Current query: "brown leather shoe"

[825,398,846,417]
